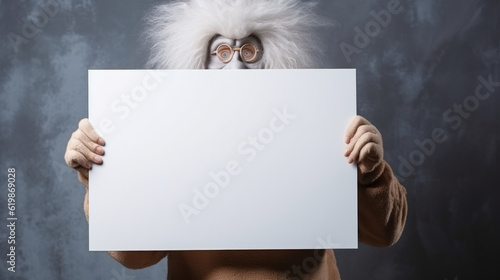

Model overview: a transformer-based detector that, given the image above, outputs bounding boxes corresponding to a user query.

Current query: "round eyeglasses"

[210,43,260,63]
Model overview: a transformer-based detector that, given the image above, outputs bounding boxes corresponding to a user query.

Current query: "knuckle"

[78,118,88,129]
[360,124,375,134]
[365,142,376,150]
[66,152,81,168]
[75,142,94,159]
[358,125,368,134]
[65,149,75,160]
[355,115,366,125]
[73,129,84,140]
[69,138,84,153]
[72,153,84,165]
[68,137,78,147]
[74,140,85,152]
[359,132,372,142]
[64,153,72,166]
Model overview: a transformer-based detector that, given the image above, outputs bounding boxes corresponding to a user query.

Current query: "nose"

[223,51,248,69]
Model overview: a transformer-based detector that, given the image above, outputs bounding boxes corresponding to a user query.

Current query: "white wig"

[144,0,330,69]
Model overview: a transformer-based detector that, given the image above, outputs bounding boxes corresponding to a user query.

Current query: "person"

[64,0,407,279]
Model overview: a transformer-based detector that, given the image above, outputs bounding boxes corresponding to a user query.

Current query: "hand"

[344,116,383,174]
[64,118,105,186]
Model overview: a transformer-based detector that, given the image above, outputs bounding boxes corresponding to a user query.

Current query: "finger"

[68,137,103,164]
[79,118,105,146]
[71,130,105,159]
[344,124,379,157]
[357,143,383,173]
[347,132,378,164]
[64,150,93,169]
[358,142,383,163]
[344,116,370,144]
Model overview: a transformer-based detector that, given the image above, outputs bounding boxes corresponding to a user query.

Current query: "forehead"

[209,35,262,50]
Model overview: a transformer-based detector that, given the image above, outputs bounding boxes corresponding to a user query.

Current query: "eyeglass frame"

[210,43,261,64]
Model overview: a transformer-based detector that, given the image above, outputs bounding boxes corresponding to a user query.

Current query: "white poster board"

[88,69,357,251]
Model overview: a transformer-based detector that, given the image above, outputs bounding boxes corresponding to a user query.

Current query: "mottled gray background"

[0,0,499,279]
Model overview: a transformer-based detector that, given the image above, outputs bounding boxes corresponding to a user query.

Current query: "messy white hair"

[144,0,329,69]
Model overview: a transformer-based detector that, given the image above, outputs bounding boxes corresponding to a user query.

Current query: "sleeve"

[357,160,408,247]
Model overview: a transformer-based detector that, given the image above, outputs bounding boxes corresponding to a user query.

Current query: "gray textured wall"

[0,0,499,279]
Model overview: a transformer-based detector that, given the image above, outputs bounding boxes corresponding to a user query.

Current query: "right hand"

[64,118,105,187]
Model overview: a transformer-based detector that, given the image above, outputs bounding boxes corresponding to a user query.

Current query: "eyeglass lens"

[216,44,258,63]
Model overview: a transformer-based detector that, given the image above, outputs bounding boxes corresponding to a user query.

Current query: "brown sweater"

[102,160,408,279]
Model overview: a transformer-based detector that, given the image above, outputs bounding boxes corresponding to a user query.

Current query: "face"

[206,35,264,69]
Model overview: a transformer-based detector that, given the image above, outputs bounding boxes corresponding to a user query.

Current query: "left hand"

[344,116,384,174]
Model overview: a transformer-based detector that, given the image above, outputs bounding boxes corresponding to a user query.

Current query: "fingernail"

[344,136,350,144]
[86,162,92,169]
[94,155,102,163]
[98,137,105,146]
[96,146,104,155]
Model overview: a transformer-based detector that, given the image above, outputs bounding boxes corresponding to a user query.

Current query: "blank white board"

[88,69,357,250]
